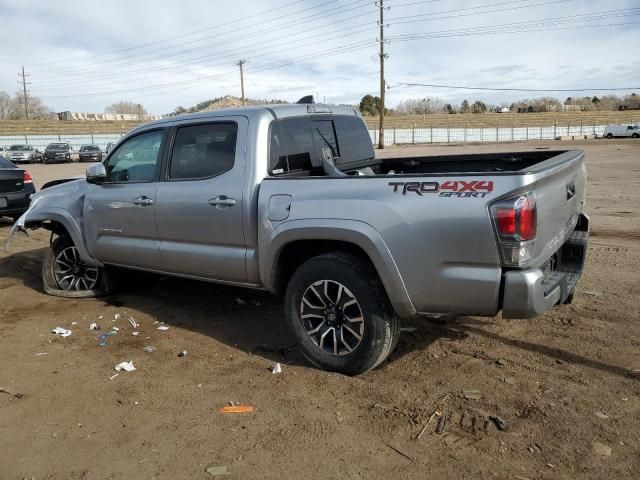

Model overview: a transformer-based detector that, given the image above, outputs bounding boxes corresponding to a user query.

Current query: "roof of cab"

[130,103,359,134]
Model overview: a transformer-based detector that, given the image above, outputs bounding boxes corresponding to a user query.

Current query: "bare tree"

[105,101,147,115]
[6,93,50,119]
[0,91,10,119]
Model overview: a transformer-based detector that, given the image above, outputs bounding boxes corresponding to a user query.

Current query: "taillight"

[23,171,33,183]
[490,192,537,266]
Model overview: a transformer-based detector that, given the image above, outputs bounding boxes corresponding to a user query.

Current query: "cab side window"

[168,122,237,180]
[106,130,163,183]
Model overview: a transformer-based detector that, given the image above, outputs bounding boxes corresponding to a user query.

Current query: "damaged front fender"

[4,179,102,267]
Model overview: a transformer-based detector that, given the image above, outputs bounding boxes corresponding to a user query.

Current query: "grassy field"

[364,110,640,129]
[0,120,142,135]
[0,111,638,136]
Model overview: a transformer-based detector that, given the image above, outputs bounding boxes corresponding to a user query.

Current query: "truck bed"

[378,150,571,175]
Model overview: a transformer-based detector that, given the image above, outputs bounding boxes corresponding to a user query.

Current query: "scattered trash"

[629,369,640,378]
[178,350,187,357]
[89,323,100,330]
[417,393,451,439]
[35,352,47,356]
[235,298,247,306]
[108,373,119,381]
[114,313,121,320]
[98,332,115,340]
[496,358,507,366]
[128,317,138,329]
[112,327,119,331]
[384,443,415,462]
[114,361,136,372]
[436,415,447,434]
[463,390,482,400]
[143,346,157,353]
[132,332,140,336]
[99,342,108,347]
[592,442,612,456]
[206,465,231,476]
[98,315,103,320]
[490,415,508,431]
[217,405,256,414]
[0,387,23,399]
[272,363,282,374]
[157,325,170,331]
[546,463,555,469]
[51,327,72,337]
[71,321,78,326]
[595,411,609,420]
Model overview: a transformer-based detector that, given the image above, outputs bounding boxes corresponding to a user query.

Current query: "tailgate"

[529,150,587,266]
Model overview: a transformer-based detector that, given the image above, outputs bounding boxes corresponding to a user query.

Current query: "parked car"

[78,145,103,162]
[43,143,73,164]
[0,155,36,222]
[7,145,37,164]
[603,124,640,138]
[7,104,589,374]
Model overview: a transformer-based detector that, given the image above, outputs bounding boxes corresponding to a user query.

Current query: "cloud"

[0,0,637,113]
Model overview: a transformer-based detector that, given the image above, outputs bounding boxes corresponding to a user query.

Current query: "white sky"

[0,0,638,114]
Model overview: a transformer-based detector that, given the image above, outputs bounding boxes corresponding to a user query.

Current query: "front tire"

[285,252,399,375]
[632,133,639,138]
[42,235,112,298]
[606,133,613,139]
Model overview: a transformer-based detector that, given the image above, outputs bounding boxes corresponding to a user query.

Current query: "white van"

[603,124,640,138]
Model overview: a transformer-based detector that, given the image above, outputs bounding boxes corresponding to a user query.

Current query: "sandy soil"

[1,140,639,479]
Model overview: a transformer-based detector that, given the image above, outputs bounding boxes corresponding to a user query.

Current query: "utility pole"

[378,1,387,149]
[237,60,246,106]
[18,66,30,120]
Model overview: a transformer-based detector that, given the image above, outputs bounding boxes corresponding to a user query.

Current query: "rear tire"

[42,235,112,298]
[285,252,399,375]
[606,133,613,139]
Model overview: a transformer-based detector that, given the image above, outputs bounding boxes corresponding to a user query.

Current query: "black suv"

[78,145,103,162]
[43,143,73,164]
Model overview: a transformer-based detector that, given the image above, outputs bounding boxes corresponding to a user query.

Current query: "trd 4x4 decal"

[389,180,494,198]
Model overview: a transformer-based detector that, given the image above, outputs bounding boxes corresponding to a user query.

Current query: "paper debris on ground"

[51,327,72,337]
[143,346,156,353]
[114,313,121,320]
[35,352,47,356]
[89,323,100,330]
[463,390,482,400]
[178,350,187,357]
[71,321,77,325]
[132,332,140,336]
[206,465,230,476]
[272,363,282,374]
[114,361,136,372]
[157,325,170,331]
[112,326,119,331]
[128,317,138,329]
[108,373,119,381]
[217,405,256,414]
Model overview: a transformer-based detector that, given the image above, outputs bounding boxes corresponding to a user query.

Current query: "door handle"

[133,196,154,206]
[209,196,236,207]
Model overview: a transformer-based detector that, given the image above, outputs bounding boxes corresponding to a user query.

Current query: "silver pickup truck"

[8,103,589,374]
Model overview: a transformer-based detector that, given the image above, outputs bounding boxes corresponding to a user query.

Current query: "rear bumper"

[501,213,589,319]
[0,185,35,217]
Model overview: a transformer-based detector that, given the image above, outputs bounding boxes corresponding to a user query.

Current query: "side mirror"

[86,163,106,184]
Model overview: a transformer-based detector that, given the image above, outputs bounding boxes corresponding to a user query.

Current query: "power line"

[31,0,370,77]
[395,82,640,92]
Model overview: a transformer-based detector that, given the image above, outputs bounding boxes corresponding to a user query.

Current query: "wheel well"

[273,240,375,295]
[39,220,70,239]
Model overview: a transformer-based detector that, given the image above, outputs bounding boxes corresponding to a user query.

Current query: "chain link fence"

[0,133,124,152]
[369,121,638,146]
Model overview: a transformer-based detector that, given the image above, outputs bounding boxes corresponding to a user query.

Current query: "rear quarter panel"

[259,174,535,316]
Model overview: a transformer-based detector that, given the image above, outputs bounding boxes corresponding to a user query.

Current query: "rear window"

[0,156,15,168]
[81,145,100,151]
[269,115,373,175]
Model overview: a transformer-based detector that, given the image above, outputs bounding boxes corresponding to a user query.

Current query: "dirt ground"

[1,140,639,479]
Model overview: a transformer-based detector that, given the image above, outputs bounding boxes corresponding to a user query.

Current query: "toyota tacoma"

[7,103,589,374]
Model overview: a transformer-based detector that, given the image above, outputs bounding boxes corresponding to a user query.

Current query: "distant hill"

[171,95,288,115]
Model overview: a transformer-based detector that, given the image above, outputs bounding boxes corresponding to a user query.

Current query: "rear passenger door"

[155,117,248,282]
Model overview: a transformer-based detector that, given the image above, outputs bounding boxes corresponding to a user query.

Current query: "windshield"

[80,146,100,152]
[9,145,29,151]
[47,143,69,150]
